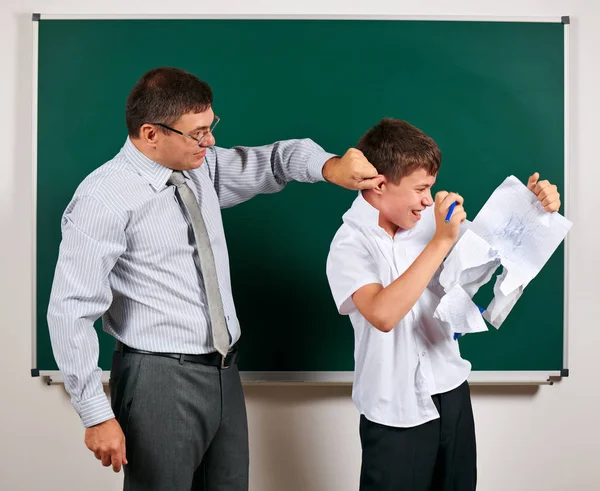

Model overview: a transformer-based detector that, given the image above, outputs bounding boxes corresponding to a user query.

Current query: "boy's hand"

[527,172,561,212]
[433,191,466,247]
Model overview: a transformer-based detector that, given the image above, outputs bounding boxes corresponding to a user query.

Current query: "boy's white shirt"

[326,193,471,428]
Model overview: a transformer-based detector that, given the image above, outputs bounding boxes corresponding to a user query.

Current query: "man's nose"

[199,132,215,147]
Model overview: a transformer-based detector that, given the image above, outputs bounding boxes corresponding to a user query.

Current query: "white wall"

[1,1,598,490]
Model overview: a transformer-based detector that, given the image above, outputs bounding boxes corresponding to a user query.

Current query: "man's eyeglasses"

[149,116,220,146]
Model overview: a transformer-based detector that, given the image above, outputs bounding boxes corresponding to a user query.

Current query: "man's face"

[154,109,216,171]
[378,168,436,231]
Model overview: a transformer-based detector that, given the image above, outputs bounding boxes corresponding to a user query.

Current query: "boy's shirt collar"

[343,192,386,235]
[343,191,420,240]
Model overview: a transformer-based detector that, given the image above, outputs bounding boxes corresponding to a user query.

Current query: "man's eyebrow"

[415,183,434,188]
[189,124,211,132]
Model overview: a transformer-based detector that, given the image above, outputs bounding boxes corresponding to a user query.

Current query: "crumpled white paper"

[433,175,572,331]
[433,284,488,334]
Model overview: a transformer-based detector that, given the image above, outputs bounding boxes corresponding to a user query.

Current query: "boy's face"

[379,168,436,230]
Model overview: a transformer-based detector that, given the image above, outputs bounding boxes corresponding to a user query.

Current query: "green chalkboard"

[34,18,567,379]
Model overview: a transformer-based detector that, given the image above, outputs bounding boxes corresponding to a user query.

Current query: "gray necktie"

[168,171,230,358]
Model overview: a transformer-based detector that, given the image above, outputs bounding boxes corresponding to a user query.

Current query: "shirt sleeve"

[326,228,381,315]
[47,194,126,428]
[207,139,337,209]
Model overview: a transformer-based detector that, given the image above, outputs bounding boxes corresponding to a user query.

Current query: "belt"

[115,341,239,369]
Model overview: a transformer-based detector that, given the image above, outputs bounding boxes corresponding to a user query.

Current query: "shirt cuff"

[306,151,338,182]
[77,393,115,428]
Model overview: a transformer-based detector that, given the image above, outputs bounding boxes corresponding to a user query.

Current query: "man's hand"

[432,191,466,247]
[322,149,384,190]
[84,418,127,473]
[527,172,561,212]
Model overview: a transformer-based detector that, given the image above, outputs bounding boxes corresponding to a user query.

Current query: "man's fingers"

[527,172,540,192]
[325,148,380,190]
[347,147,366,159]
[122,440,128,466]
[355,174,384,190]
[355,163,379,180]
[85,419,127,472]
[348,148,378,179]
[111,448,123,473]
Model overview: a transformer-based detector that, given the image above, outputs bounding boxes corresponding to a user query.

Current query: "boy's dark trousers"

[359,381,477,491]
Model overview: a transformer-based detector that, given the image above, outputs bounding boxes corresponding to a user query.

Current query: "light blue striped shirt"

[47,137,335,427]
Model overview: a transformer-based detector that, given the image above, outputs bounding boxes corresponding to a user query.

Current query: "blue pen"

[445,201,457,222]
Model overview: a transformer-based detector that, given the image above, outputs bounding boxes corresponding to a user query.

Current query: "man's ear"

[139,124,159,146]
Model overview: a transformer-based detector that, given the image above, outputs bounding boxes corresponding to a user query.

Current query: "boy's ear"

[371,175,387,195]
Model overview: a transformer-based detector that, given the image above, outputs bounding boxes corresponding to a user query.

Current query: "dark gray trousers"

[359,381,477,491]
[109,350,249,491]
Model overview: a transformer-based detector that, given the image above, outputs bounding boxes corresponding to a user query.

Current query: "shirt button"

[421,351,426,357]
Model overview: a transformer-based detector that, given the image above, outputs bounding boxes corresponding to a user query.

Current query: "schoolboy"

[326,118,561,491]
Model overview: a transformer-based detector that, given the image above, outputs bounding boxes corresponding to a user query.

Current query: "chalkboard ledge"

[38,370,562,386]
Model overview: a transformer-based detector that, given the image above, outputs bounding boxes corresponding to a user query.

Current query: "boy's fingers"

[542,196,561,212]
[435,191,449,204]
[442,192,464,210]
[451,193,464,206]
[534,179,551,196]
[449,205,465,220]
[537,183,558,201]
[453,210,467,223]
[450,204,464,214]
[527,172,540,192]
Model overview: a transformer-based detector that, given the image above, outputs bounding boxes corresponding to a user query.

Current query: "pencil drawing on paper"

[484,212,539,262]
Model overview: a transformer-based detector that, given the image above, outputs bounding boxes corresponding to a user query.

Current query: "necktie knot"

[167,170,186,187]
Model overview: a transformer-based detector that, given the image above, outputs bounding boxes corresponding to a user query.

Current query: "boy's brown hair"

[356,118,441,184]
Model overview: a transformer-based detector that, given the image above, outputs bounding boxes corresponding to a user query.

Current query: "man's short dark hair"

[356,118,441,184]
[125,67,213,138]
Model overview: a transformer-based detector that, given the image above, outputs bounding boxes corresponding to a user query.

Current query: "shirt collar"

[122,137,191,191]
[345,192,421,240]
[344,192,383,232]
